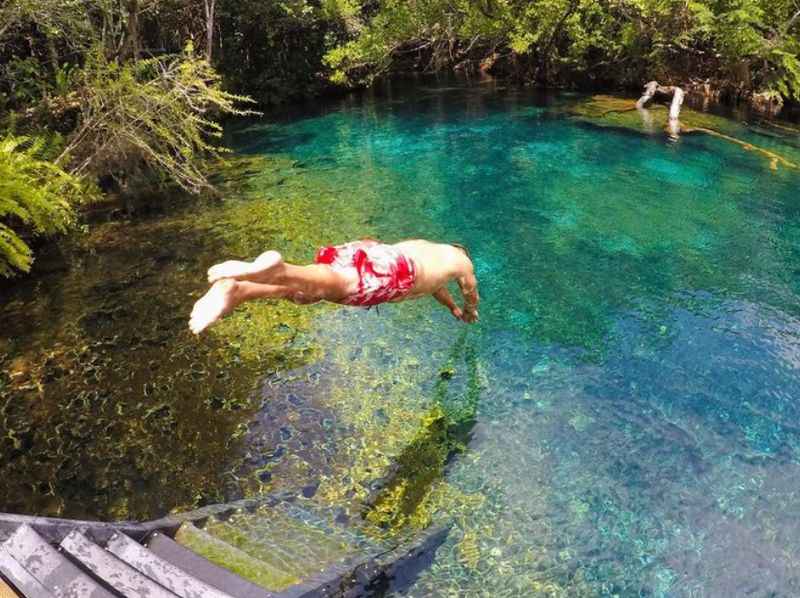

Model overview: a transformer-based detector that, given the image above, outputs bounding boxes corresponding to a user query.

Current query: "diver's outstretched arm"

[433,287,463,320]
[456,267,479,323]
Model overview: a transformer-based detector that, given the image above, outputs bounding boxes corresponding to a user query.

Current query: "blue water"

[232,82,800,595]
[2,79,800,595]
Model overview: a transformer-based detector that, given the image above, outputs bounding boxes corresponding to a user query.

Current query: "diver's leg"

[190,279,296,334]
[207,251,284,284]
[207,253,353,292]
[267,264,358,303]
[191,266,356,334]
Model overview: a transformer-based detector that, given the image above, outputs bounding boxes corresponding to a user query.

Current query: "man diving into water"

[189,240,480,334]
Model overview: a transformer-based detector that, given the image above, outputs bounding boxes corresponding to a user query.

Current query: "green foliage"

[53,63,77,97]
[213,0,345,104]
[0,135,85,276]
[0,0,94,46]
[63,43,255,193]
[2,57,49,105]
[324,0,800,100]
[0,2,260,276]
[1,57,78,110]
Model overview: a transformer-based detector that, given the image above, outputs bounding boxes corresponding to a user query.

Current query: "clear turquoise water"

[232,82,800,595]
[2,79,800,595]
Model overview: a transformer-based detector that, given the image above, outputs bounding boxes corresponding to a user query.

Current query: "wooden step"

[203,514,360,580]
[0,493,449,598]
[147,531,275,598]
[0,578,19,598]
[2,524,114,598]
[172,524,296,592]
[198,521,306,579]
[0,545,52,598]
[106,531,234,598]
[274,502,377,551]
[272,501,392,553]
[60,530,176,598]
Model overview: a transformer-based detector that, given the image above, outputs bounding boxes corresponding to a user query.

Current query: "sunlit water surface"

[3,80,800,595]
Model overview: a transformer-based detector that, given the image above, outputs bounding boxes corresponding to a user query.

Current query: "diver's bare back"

[189,239,479,334]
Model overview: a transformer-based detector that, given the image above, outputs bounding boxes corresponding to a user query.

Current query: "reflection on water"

[2,79,800,594]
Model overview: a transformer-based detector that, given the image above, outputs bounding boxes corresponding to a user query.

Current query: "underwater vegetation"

[0,152,378,520]
[363,331,483,532]
[4,82,800,596]
[235,303,489,535]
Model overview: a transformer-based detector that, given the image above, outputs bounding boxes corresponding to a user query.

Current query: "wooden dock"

[0,494,448,597]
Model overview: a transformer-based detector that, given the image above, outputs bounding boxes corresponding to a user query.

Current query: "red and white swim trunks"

[314,240,417,307]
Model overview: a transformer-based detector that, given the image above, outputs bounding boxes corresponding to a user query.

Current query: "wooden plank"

[1,545,53,598]
[147,532,274,598]
[373,524,450,592]
[274,556,372,598]
[2,524,115,598]
[60,530,176,598]
[1,543,58,598]
[191,521,303,585]
[0,495,288,545]
[274,524,451,598]
[0,515,152,545]
[106,532,233,598]
[172,524,296,592]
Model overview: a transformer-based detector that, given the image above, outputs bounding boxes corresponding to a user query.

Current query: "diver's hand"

[461,307,478,324]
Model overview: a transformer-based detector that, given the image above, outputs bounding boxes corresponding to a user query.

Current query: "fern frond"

[0,134,85,276]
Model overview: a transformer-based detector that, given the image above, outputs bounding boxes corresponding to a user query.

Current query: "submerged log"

[572,94,800,172]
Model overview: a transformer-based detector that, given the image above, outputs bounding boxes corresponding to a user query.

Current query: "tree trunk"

[637,81,685,138]
[204,0,215,62]
[122,0,140,61]
[536,0,579,84]
[635,80,659,109]
[637,81,684,119]
[47,37,59,83]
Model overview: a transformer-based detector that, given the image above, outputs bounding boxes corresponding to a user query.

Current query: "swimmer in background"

[189,239,480,334]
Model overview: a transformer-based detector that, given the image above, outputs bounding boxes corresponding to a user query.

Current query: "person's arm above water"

[456,262,479,324]
[433,287,463,320]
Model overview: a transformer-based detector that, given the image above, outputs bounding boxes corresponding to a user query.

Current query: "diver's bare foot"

[207,250,283,284]
[189,279,240,334]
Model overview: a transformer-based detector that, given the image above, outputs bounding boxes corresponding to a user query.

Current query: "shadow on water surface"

[363,330,482,532]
